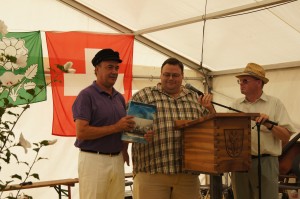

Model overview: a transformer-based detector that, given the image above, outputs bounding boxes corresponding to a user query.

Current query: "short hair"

[161,58,184,73]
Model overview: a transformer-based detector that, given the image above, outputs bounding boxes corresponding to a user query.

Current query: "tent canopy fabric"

[59,0,300,72]
[2,0,299,73]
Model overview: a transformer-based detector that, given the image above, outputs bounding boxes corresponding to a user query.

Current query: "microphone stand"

[210,101,278,126]
[254,123,262,199]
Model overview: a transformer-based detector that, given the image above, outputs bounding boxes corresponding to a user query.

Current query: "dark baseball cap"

[91,48,122,66]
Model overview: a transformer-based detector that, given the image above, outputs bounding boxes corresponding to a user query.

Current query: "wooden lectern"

[175,113,259,199]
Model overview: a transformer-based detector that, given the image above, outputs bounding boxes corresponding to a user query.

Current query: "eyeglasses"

[237,79,254,84]
[106,65,119,71]
[162,73,181,78]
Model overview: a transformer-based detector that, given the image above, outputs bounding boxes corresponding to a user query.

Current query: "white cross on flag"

[46,32,134,136]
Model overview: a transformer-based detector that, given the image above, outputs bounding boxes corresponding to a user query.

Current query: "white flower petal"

[3,62,13,70]
[63,62,73,70]
[2,37,11,46]
[11,62,20,70]
[67,68,76,74]
[15,39,26,50]
[47,139,57,145]
[24,82,36,90]
[0,41,7,49]
[5,45,17,57]
[10,37,18,47]
[19,133,31,153]
[16,45,28,56]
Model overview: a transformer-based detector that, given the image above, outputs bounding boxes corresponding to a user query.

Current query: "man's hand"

[144,130,154,142]
[198,93,216,113]
[114,115,136,132]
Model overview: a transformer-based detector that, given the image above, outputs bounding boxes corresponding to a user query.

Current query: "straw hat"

[236,63,269,84]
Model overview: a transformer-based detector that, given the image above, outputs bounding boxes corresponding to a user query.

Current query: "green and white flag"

[0,31,46,106]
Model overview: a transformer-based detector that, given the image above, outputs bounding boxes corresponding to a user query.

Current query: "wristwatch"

[267,124,274,131]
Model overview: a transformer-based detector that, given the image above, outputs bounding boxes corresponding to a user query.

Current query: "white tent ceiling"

[2,0,300,74]
[58,0,300,74]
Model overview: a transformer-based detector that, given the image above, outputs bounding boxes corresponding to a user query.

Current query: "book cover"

[121,101,157,143]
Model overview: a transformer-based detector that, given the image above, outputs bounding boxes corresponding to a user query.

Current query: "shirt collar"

[154,83,189,97]
[92,81,119,96]
[238,91,268,104]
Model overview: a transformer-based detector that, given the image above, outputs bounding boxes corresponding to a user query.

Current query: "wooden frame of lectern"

[175,113,259,174]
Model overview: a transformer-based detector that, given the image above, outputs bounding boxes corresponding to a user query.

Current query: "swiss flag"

[46,32,134,136]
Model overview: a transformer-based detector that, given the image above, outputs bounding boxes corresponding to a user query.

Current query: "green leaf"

[8,131,15,138]
[11,174,22,180]
[10,153,19,162]
[7,111,17,116]
[33,143,39,147]
[26,89,35,96]
[24,104,30,109]
[37,157,48,161]
[0,184,5,191]
[3,98,9,105]
[3,122,9,129]
[40,140,49,146]
[19,161,29,166]
[37,85,44,89]
[0,107,5,117]
[56,64,68,72]
[31,173,40,180]
[4,150,11,163]
[18,95,26,100]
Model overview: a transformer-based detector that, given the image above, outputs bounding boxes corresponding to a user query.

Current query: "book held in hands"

[121,101,157,143]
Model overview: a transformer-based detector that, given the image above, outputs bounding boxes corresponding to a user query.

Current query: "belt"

[251,154,271,159]
[80,149,120,156]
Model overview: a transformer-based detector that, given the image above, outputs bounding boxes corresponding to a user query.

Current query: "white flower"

[63,61,76,73]
[0,20,8,36]
[18,133,31,154]
[0,71,23,87]
[0,37,28,70]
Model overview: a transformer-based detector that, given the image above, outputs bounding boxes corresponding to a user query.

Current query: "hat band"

[247,71,264,78]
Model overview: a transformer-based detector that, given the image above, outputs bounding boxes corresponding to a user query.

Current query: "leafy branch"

[0,61,75,199]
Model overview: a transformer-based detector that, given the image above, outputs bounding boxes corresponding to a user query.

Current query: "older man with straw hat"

[230,62,296,199]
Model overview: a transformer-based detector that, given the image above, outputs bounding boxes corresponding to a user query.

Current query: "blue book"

[121,101,157,143]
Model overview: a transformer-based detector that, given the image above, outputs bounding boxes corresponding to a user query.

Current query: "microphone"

[185,83,204,96]
[184,83,278,126]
